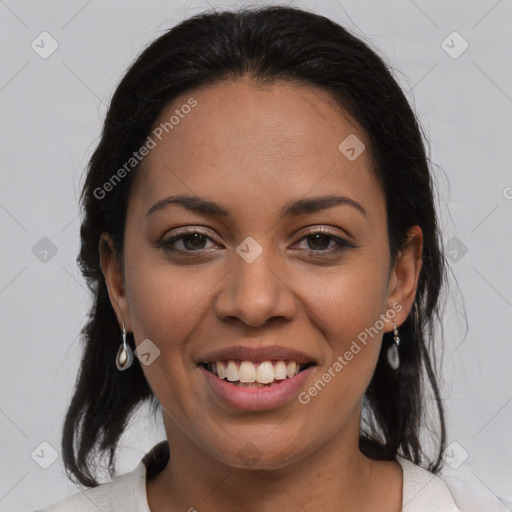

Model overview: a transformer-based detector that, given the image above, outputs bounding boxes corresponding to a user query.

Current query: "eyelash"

[157,227,355,258]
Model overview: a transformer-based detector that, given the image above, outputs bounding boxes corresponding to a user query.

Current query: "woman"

[37,5,461,511]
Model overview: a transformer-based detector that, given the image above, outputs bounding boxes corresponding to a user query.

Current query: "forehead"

[128,79,383,223]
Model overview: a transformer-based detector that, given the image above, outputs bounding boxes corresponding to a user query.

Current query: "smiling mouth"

[199,360,315,387]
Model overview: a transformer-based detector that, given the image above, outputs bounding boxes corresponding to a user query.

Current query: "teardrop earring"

[116,322,134,371]
[387,322,400,370]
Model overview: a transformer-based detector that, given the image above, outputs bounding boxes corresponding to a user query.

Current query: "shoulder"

[35,461,150,512]
[397,455,461,511]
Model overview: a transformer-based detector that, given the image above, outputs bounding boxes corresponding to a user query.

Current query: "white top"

[36,454,461,511]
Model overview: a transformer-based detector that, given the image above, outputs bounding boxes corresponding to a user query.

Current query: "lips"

[199,363,315,410]
[197,345,317,409]
[198,345,316,384]
[198,344,316,366]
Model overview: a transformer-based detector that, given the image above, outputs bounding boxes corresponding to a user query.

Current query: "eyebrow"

[145,194,367,219]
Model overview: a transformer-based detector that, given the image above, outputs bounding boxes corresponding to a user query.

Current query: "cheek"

[295,256,389,395]
[124,247,213,337]
[299,257,390,342]
[123,250,222,395]
[122,249,220,413]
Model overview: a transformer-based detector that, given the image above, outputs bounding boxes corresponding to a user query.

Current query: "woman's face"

[101,79,421,469]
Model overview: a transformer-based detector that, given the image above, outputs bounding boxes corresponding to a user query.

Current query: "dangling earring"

[116,322,134,371]
[387,322,400,370]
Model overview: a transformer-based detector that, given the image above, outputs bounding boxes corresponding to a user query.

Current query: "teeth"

[255,361,274,384]
[208,359,307,384]
[286,361,297,379]
[212,361,226,379]
[216,361,226,379]
[274,361,287,380]
[225,360,239,382]
[239,361,256,383]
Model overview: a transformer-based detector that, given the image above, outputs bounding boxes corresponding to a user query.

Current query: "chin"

[205,432,310,471]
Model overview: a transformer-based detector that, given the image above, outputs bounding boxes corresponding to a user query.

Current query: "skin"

[100,78,423,511]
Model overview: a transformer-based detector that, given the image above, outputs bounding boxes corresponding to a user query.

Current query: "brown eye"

[304,233,334,251]
[179,233,208,251]
[159,229,218,254]
[294,229,355,256]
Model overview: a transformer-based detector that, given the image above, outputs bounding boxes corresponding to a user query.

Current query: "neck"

[146,410,400,511]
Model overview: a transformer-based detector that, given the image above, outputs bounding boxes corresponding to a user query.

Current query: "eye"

[293,228,354,255]
[159,229,219,254]
[156,227,355,258]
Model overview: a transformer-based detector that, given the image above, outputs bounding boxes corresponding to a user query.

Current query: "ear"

[385,225,423,330]
[99,232,132,332]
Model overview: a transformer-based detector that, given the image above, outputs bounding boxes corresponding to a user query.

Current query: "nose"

[213,245,297,328]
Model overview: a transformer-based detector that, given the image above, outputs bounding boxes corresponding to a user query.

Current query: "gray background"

[1,0,511,510]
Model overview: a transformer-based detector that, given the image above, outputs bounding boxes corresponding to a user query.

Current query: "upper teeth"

[209,360,305,384]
